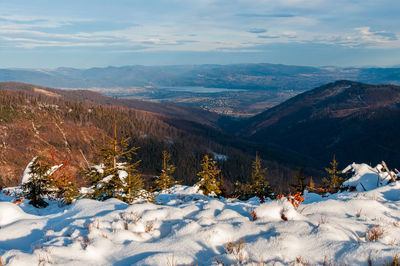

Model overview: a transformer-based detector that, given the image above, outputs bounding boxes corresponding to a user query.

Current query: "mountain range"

[1,64,400,90]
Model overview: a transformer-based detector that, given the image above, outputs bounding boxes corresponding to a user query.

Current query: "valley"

[85,86,302,117]
[3,63,400,117]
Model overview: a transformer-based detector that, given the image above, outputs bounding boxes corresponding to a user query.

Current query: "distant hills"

[1,64,400,90]
[239,80,400,169]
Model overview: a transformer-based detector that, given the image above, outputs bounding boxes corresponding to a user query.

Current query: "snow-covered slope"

[1,168,400,265]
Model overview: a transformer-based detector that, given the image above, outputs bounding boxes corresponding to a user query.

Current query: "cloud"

[258,35,280,39]
[236,13,296,18]
[248,28,267,34]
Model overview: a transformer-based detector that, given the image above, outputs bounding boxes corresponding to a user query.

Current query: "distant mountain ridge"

[1,64,400,90]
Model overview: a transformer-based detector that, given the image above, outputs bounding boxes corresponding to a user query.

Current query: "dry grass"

[366,225,384,241]
[145,221,154,232]
[213,257,226,265]
[225,239,248,264]
[295,256,310,266]
[225,239,245,255]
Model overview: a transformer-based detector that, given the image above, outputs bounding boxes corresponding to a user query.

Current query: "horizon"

[2,62,400,71]
[1,0,400,68]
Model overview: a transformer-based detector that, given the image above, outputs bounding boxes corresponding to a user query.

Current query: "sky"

[1,0,400,68]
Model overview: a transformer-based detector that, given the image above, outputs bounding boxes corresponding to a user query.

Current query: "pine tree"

[195,155,221,196]
[290,168,306,194]
[125,169,145,204]
[84,121,143,202]
[308,177,315,190]
[22,156,52,208]
[155,150,176,191]
[250,153,273,203]
[322,155,344,192]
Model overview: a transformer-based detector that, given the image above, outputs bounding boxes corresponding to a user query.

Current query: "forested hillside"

[0,82,297,192]
[240,80,400,169]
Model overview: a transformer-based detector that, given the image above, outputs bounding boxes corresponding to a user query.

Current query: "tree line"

[20,123,345,208]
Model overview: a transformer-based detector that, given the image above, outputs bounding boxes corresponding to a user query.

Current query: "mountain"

[1,64,400,91]
[240,80,400,168]
[0,82,299,190]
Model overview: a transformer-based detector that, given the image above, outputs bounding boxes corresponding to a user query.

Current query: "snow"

[20,157,37,185]
[341,163,395,191]
[1,165,400,265]
[20,156,64,185]
[213,153,228,161]
[0,202,37,226]
[90,163,129,186]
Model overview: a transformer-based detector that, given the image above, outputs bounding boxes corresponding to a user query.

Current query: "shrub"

[366,225,384,241]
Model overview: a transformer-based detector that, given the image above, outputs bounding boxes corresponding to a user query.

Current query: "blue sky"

[1,0,399,68]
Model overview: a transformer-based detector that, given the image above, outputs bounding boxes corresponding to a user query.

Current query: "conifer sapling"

[195,155,221,196]
[84,123,143,203]
[22,156,53,208]
[322,155,344,192]
[155,150,176,191]
[250,153,273,203]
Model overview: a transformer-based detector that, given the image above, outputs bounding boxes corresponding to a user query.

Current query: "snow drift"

[0,163,399,265]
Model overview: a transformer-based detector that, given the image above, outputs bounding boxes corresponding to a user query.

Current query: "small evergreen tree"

[250,153,273,203]
[322,155,344,192]
[155,150,176,191]
[22,156,52,208]
[290,168,306,194]
[195,155,221,196]
[84,130,143,202]
[125,169,145,204]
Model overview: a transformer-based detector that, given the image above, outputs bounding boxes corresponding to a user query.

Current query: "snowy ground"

[1,165,400,265]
